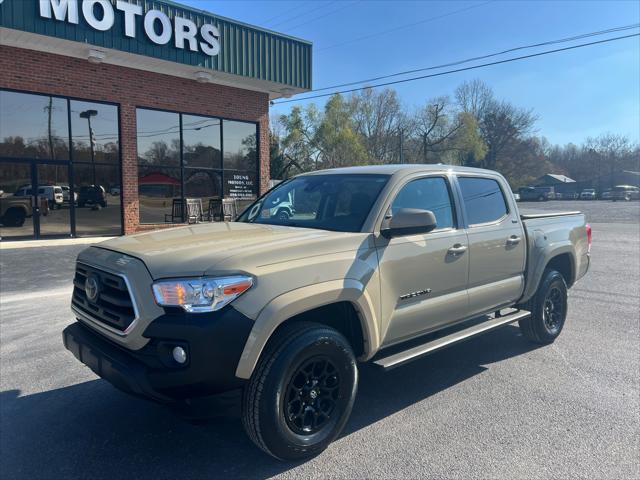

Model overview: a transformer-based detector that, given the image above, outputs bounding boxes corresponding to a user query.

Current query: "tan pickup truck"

[0,194,33,227]
[63,165,590,460]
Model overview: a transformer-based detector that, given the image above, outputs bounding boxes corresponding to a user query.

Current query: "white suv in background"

[14,185,64,209]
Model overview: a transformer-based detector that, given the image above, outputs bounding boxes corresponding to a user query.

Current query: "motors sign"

[39,0,220,56]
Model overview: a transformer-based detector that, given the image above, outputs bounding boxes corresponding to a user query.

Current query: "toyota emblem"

[85,276,100,303]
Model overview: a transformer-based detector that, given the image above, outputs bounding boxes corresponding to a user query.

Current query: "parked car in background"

[600,189,613,200]
[580,189,597,200]
[0,193,33,227]
[15,185,63,209]
[77,185,107,208]
[612,185,640,201]
[61,185,78,204]
[266,190,295,220]
[518,186,556,201]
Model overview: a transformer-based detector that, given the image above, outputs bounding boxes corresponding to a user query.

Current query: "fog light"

[172,346,187,364]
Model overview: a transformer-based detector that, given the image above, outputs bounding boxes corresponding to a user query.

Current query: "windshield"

[237,174,389,232]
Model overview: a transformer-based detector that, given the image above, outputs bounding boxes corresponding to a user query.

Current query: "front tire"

[242,322,358,461]
[2,208,26,227]
[518,269,568,344]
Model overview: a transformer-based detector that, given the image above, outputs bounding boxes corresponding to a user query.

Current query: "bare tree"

[455,79,494,118]
[350,88,406,164]
[479,99,538,170]
[410,96,464,163]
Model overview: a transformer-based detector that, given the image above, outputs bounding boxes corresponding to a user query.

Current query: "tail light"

[586,224,592,253]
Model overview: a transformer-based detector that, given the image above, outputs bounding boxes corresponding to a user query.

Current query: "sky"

[181,0,640,146]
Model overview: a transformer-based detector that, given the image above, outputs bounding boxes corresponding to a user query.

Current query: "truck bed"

[519,210,590,303]
[520,211,582,220]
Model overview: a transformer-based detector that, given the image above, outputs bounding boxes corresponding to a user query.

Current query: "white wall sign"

[39,0,220,56]
[226,174,256,199]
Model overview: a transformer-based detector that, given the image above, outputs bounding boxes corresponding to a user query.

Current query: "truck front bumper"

[63,306,254,403]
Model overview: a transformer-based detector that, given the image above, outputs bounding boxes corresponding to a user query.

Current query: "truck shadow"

[0,326,539,479]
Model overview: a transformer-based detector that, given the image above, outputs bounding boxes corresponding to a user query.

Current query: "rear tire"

[518,269,568,344]
[242,322,358,461]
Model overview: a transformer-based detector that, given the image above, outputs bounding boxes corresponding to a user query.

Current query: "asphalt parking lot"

[1,200,639,479]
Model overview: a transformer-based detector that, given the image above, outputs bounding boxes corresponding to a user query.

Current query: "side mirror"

[381,208,438,238]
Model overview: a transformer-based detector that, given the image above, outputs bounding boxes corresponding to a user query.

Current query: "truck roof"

[301,164,492,176]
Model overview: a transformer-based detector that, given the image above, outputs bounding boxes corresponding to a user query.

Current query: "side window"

[458,177,508,226]
[391,177,455,230]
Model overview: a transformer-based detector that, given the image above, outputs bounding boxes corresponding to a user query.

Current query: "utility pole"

[46,97,55,160]
[80,109,98,184]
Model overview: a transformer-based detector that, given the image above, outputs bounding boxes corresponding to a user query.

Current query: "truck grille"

[72,263,136,332]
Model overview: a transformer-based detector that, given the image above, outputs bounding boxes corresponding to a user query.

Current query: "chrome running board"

[373,309,531,370]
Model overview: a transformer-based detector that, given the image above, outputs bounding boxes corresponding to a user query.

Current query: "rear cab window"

[458,176,509,226]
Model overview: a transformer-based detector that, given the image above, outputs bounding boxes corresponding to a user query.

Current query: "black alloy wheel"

[284,356,341,435]
[518,269,568,344]
[242,322,358,461]
[542,286,565,335]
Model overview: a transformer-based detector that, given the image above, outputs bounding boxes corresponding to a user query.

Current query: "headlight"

[152,275,253,313]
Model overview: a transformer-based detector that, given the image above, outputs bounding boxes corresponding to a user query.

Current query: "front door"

[0,161,71,239]
[376,175,470,346]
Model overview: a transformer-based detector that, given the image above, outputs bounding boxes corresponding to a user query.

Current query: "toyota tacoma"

[63,165,591,460]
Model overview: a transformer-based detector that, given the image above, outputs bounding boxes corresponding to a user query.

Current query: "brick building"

[0,0,311,240]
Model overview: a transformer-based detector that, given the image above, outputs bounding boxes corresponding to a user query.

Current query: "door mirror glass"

[381,208,437,238]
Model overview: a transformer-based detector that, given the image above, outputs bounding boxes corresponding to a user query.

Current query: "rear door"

[456,175,526,316]
[376,174,470,345]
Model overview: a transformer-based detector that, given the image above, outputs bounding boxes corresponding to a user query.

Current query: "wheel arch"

[235,279,379,379]
[546,253,574,287]
[520,247,576,304]
[6,205,28,215]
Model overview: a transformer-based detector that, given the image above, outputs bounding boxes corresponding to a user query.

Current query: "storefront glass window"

[223,120,258,171]
[136,109,258,224]
[182,115,221,169]
[0,90,69,161]
[184,168,222,199]
[73,163,122,236]
[70,99,122,236]
[70,101,120,164]
[136,109,180,166]
[138,165,182,224]
[1,90,122,239]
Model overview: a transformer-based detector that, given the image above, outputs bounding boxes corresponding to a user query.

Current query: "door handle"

[507,235,521,245]
[448,244,468,256]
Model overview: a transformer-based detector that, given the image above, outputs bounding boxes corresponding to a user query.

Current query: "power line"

[285,0,362,32]
[269,1,337,29]
[317,0,494,53]
[259,2,310,26]
[312,23,640,93]
[273,33,639,105]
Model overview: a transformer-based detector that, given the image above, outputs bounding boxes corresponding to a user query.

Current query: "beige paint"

[73,164,590,380]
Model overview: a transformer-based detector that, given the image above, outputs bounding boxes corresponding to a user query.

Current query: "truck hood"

[96,222,367,279]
